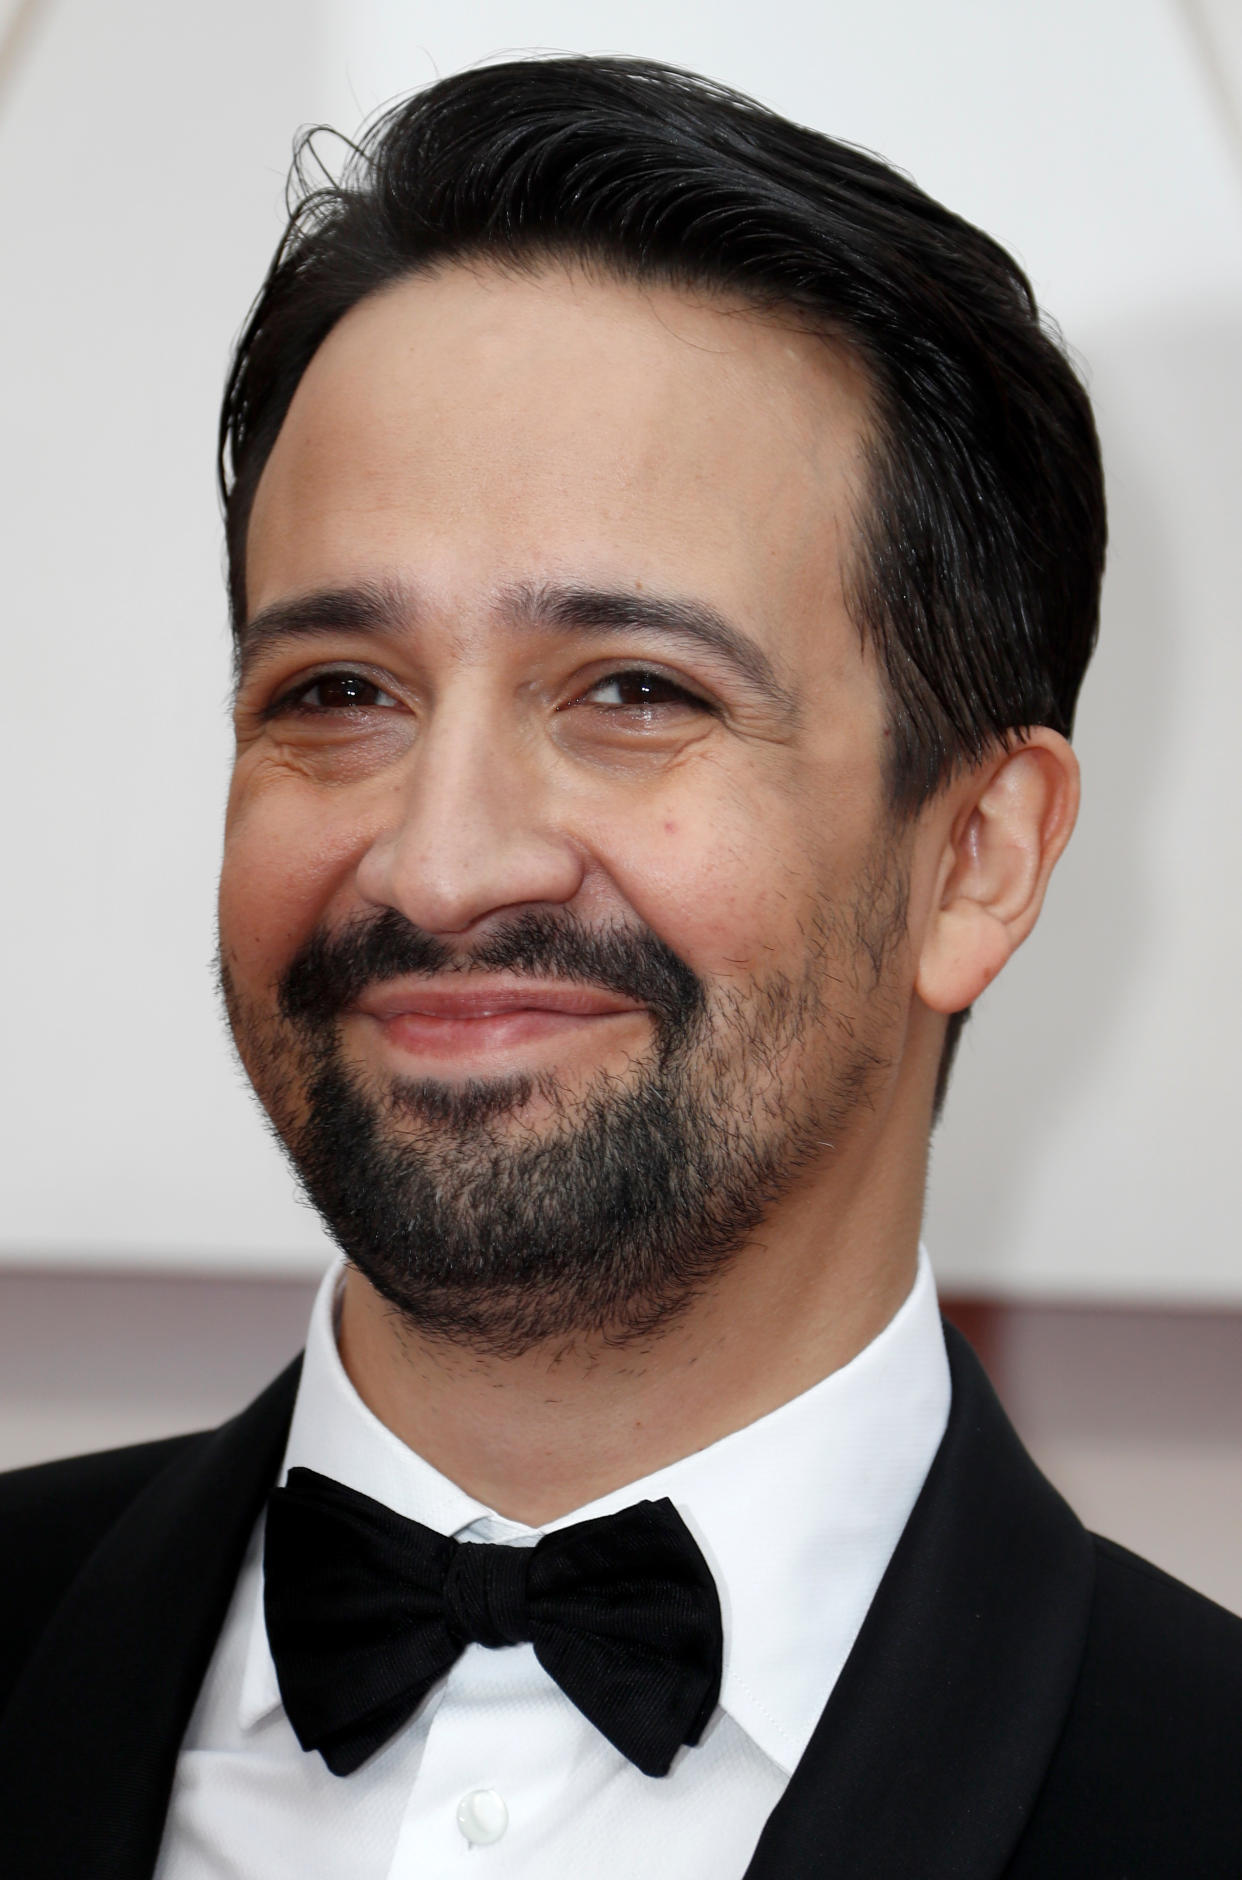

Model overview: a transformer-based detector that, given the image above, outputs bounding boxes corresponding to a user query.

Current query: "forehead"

[246,261,872,668]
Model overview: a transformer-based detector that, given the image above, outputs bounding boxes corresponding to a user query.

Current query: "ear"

[915,729,1080,1016]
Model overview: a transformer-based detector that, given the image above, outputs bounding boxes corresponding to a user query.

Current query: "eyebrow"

[235,583,402,683]
[509,582,798,715]
[237,577,798,718]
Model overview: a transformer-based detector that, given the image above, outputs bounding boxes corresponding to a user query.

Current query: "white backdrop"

[2,0,1240,1299]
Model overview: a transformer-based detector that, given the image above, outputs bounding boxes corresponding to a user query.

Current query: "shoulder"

[1087,1530,1242,1694]
[1006,1533,1242,1876]
[0,1433,205,1703]
[0,1431,205,1552]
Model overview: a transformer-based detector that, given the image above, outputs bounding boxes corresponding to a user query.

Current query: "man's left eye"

[581,670,706,711]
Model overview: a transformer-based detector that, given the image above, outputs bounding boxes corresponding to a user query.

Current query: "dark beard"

[221,898,899,1358]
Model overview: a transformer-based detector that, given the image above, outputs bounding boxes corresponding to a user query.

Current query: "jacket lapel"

[743,1325,1094,1879]
[0,1358,301,1880]
[1,1326,1092,1879]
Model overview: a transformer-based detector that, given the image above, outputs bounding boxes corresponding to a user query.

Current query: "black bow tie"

[263,1466,724,1778]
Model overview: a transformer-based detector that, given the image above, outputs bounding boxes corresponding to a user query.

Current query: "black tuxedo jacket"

[2,1325,1240,1878]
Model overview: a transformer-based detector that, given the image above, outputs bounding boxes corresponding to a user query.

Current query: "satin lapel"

[0,1358,301,1880]
[743,1326,1094,1880]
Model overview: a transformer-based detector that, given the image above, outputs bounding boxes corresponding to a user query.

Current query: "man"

[1,53,1239,1879]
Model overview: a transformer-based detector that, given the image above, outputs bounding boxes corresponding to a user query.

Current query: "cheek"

[592,796,817,987]
[217,771,367,989]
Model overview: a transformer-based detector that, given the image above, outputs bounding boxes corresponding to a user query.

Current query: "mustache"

[277,906,706,1035]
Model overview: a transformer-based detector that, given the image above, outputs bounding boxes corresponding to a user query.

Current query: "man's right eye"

[267,672,401,715]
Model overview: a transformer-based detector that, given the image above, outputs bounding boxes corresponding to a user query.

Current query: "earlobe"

[915,730,1080,1017]
[916,900,1011,1016]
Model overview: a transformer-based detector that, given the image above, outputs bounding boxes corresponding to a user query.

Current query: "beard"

[219,880,906,1359]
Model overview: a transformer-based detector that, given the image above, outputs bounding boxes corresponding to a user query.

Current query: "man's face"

[219,263,918,1353]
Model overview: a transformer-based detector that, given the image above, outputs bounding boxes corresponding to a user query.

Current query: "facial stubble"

[219,875,907,1359]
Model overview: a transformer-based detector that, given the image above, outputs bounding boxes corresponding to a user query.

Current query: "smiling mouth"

[348,977,647,1064]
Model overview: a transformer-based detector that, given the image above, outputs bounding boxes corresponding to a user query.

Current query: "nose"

[353,697,586,935]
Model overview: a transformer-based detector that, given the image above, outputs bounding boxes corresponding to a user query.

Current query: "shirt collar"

[240,1249,949,1774]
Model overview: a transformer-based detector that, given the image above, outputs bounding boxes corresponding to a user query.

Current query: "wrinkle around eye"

[551,711,721,777]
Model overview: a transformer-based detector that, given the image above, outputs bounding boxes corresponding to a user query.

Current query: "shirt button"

[456,1788,509,1846]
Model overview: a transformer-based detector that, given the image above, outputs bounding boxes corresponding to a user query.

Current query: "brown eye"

[585,670,705,710]
[281,672,400,712]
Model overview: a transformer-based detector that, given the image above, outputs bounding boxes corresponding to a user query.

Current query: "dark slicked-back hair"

[220,54,1106,1110]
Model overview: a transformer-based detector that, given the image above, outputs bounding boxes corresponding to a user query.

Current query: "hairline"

[227,241,915,763]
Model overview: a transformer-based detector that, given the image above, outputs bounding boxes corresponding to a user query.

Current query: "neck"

[336,1113,930,1526]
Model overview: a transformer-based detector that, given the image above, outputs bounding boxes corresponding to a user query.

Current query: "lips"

[348,976,646,1064]
[353,978,644,1022]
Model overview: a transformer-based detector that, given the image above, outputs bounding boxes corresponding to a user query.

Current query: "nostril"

[355,813,588,937]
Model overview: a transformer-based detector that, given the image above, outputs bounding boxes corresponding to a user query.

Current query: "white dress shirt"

[155,1249,949,1879]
